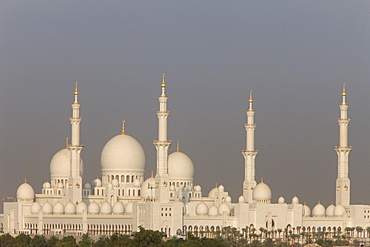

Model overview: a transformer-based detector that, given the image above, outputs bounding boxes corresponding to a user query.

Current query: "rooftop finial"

[65,137,69,148]
[161,73,166,96]
[261,177,264,183]
[74,81,79,103]
[24,178,27,183]
[248,90,253,110]
[121,120,126,135]
[151,171,154,177]
[341,83,347,104]
[176,141,180,152]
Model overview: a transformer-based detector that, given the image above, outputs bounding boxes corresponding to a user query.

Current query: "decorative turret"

[242,90,259,203]
[154,73,172,202]
[335,84,351,207]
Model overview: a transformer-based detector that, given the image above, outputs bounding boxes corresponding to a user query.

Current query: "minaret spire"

[154,73,172,202]
[74,81,79,103]
[335,83,351,207]
[161,73,166,96]
[242,89,258,203]
[67,82,83,204]
[121,120,126,135]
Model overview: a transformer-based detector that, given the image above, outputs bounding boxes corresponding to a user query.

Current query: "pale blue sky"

[0,1,370,209]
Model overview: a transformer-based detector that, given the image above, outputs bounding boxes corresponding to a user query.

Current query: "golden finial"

[121,120,126,135]
[65,137,69,148]
[318,200,321,204]
[176,141,180,152]
[249,90,253,103]
[24,178,27,183]
[151,171,154,178]
[74,82,79,95]
[342,83,346,97]
[161,73,166,88]
[261,177,264,183]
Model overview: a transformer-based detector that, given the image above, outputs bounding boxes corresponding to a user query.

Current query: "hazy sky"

[0,1,370,210]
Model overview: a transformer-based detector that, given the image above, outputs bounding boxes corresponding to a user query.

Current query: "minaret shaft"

[154,74,172,202]
[335,85,351,207]
[242,91,258,203]
[67,82,83,204]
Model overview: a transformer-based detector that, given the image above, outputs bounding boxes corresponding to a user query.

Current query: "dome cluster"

[30,201,131,215]
[195,202,232,216]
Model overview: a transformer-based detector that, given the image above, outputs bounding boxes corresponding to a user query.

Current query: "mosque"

[1,76,370,238]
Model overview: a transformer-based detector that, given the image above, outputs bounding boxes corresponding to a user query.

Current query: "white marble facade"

[1,80,370,238]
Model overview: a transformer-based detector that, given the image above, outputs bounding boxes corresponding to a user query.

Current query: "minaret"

[242,90,258,203]
[67,82,83,204]
[335,84,351,207]
[154,73,172,202]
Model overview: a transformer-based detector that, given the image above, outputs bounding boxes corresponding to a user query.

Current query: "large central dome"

[101,134,145,172]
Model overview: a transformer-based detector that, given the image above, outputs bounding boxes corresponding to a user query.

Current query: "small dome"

[42,202,53,214]
[278,196,285,204]
[17,182,35,200]
[208,204,218,216]
[196,202,208,215]
[31,202,41,214]
[93,178,102,187]
[53,201,64,214]
[168,151,194,180]
[238,196,245,203]
[303,204,311,217]
[113,201,125,214]
[88,202,100,214]
[218,185,225,192]
[141,176,156,198]
[218,203,231,215]
[50,149,84,178]
[133,179,141,187]
[225,196,232,203]
[334,204,346,217]
[101,134,145,172]
[50,149,70,178]
[253,181,271,203]
[312,202,325,217]
[76,202,87,214]
[107,183,113,190]
[84,183,92,189]
[326,204,335,217]
[65,202,76,214]
[194,185,201,192]
[292,196,299,204]
[43,182,51,189]
[112,179,119,187]
[100,201,112,214]
[125,202,133,214]
[208,187,219,198]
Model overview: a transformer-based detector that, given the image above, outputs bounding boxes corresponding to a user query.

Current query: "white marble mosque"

[1,77,370,238]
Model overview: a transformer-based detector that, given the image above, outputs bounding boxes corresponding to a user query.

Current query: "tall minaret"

[154,74,172,202]
[67,82,83,204]
[335,84,351,207]
[242,90,258,203]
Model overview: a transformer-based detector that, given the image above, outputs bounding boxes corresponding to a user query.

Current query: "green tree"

[31,234,47,247]
[47,235,59,247]
[0,233,16,247]
[15,233,31,247]
[56,235,77,247]
[132,226,164,247]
